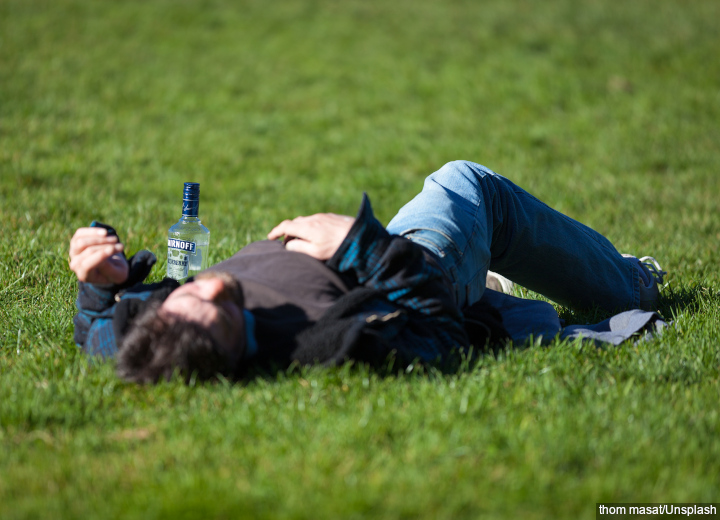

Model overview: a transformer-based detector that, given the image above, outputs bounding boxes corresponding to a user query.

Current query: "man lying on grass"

[69,161,667,383]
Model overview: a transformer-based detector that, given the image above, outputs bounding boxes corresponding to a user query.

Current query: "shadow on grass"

[554,281,709,327]
[657,282,713,319]
[240,338,524,386]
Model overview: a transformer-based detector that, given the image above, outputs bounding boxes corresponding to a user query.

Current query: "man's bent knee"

[425,160,504,201]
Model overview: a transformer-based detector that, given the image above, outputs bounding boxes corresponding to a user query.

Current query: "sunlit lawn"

[1,0,719,518]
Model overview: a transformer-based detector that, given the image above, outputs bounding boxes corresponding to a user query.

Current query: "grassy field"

[1,0,719,518]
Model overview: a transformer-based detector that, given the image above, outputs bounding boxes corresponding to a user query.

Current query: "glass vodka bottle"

[167,182,210,282]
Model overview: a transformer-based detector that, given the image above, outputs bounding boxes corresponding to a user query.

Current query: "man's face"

[159,272,246,358]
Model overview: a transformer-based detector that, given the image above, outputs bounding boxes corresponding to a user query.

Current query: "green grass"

[1,0,719,518]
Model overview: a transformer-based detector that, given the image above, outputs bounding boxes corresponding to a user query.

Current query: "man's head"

[117,271,246,383]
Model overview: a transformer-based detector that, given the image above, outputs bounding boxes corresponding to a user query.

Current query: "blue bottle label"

[168,239,197,253]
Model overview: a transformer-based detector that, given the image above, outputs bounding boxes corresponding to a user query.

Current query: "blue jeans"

[387,161,642,312]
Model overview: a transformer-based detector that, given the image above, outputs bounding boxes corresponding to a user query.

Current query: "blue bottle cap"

[182,182,200,216]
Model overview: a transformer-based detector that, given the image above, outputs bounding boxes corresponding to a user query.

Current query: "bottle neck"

[182,199,199,218]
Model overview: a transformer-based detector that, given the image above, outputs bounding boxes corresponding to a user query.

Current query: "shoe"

[486,271,514,294]
[622,255,667,311]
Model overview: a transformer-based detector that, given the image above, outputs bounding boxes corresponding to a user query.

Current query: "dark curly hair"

[116,299,234,384]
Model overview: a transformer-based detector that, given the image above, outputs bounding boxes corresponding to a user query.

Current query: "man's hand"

[267,213,355,261]
[69,227,129,285]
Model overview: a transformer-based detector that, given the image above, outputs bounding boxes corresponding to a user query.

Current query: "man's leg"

[387,160,644,312]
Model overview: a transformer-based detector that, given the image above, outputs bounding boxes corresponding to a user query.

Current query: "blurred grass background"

[1,0,719,518]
